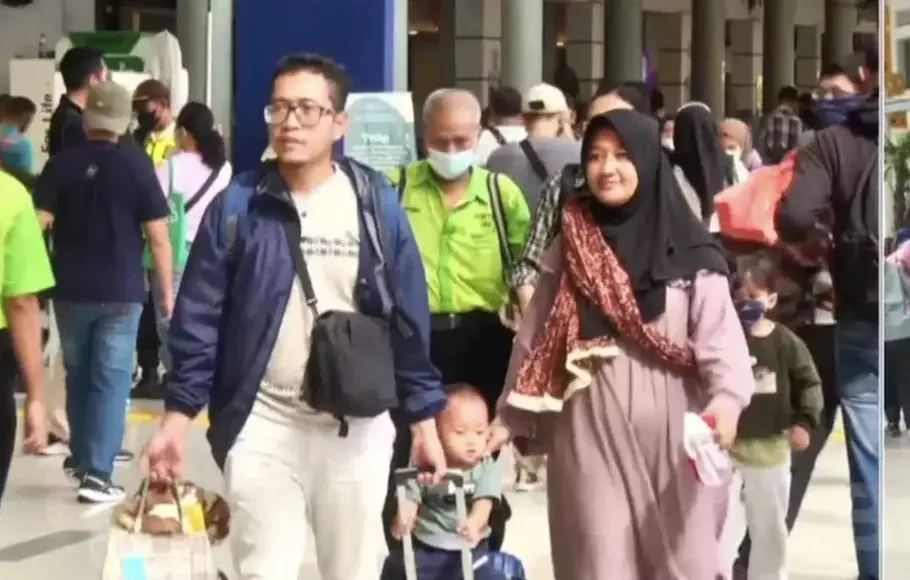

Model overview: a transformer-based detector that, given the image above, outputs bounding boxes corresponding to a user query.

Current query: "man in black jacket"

[774,48,879,580]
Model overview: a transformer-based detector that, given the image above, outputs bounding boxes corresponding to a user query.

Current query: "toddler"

[723,252,823,580]
[382,384,504,580]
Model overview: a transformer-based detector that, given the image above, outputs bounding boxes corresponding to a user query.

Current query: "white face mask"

[661,137,674,151]
[725,146,743,158]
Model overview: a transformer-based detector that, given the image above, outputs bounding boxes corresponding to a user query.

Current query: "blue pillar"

[233,0,396,171]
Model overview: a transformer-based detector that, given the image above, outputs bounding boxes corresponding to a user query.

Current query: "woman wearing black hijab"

[487,110,755,580]
[672,103,734,224]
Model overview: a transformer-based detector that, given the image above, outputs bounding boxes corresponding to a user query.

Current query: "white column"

[824,0,855,65]
[393,0,408,91]
[176,0,208,103]
[690,0,726,116]
[762,0,796,112]
[645,11,690,112]
[795,25,821,93]
[566,1,604,99]
[209,0,233,150]
[603,0,643,88]
[542,1,559,85]
[439,0,502,104]
[501,0,543,94]
[728,19,762,115]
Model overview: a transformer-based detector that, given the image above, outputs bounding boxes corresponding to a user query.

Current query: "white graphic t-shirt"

[254,168,360,423]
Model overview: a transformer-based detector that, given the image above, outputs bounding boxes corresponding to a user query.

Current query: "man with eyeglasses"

[143,53,447,579]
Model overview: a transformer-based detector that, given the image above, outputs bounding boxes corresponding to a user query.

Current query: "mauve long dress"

[499,240,755,580]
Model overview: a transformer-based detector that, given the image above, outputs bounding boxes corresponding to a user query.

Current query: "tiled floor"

[0,402,859,579]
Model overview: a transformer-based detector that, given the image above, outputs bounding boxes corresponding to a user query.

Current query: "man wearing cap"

[487,83,579,210]
[132,79,177,167]
[33,80,174,504]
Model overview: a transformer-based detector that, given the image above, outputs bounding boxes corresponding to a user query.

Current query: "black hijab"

[671,104,730,220]
[579,110,728,329]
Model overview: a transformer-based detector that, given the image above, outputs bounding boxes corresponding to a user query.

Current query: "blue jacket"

[165,158,446,469]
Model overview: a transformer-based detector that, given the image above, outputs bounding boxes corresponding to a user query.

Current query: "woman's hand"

[484,420,512,457]
[701,397,739,450]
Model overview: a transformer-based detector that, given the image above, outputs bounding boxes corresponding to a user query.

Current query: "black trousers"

[382,312,514,552]
[0,330,18,507]
[736,324,837,566]
[135,291,159,376]
[884,338,910,426]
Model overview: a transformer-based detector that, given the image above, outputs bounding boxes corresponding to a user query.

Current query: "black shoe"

[131,375,165,400]
[77,474,125,504]
[115,449,134,463]
[62,456,80,482]
[887,422,902,438]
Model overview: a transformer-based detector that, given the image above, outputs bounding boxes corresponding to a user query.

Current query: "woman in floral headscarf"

[485,110,755,579]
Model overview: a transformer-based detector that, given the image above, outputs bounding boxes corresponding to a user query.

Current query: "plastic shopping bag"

[714,150,797,247]
[683,413,733,487]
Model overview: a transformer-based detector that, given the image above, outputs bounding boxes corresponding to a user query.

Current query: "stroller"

[381,468,527,580]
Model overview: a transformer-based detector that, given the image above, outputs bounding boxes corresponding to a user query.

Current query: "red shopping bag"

[714,150,797,247]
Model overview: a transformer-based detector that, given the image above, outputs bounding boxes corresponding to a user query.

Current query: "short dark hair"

[5,96,36,117]
[863,45,879,74]
[821,61,862,87]
[593,80,651,114]
[272,53,351,111]
[650,88,665,113]
[489,85,523,118]
[733,251,780,293]
[133,79,171,105]
[777,85,799,103]
[59,47,105,92]
[819,63,846,79]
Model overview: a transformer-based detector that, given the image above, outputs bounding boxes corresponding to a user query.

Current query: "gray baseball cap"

[83,80,132,135]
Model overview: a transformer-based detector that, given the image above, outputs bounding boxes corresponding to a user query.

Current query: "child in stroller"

[381,384,525,580]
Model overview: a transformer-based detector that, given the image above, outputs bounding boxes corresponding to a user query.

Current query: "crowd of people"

[0,41,881,580]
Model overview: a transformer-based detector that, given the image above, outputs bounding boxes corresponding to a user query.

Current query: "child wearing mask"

[722,252,823,580]
[383,384,504,580]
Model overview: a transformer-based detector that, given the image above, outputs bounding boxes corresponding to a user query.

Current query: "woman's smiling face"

[585,127,639,207]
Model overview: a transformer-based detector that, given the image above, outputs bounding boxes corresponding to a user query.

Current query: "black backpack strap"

[486,172,512,274]
[487,126,507,146]
[396,165,408,202]
[519,139,549,182]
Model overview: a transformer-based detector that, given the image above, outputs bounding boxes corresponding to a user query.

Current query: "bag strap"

[185,163,224,212]
[166,158,174,198]
[519,139,549,182]
[486,172,512,278]
[396,165,408,202]
[487,125,507,146]
[282,218,320,318]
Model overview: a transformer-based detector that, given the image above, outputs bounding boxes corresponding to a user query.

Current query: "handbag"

[286,227,398,437]
[101,479,220,580]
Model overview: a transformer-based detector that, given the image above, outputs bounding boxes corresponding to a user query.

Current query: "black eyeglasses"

[264,99,335,127]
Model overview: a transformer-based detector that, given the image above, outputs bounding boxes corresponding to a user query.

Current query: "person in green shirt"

[383,88,530,553]
[0,170,55,504]
[724,251,822,580]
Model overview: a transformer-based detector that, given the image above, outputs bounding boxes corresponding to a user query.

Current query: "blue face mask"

[735,299,766,329]
[427,148,474,180]
[813,95,865,129]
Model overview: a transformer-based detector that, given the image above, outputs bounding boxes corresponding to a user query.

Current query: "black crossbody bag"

[282,221,398,437]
